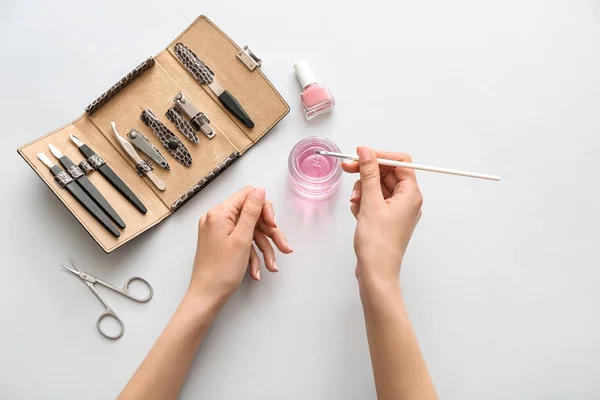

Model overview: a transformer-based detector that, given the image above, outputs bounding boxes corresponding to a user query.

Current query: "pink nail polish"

[294,61,335,120]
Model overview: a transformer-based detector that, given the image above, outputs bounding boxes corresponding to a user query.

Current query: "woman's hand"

[342,147,423,288]
[188,186,293,303]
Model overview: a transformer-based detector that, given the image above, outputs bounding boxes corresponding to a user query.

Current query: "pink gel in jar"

[288,137,342,199]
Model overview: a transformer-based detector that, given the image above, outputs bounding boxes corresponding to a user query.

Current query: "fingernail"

[358,146,372,161]
[273,263,279,272]
[256,270,261,280]
[253,187,266,200]
[350,190,357,201]
[285,240,294,253]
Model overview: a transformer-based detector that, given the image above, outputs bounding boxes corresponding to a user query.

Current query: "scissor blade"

[61,264,80,276]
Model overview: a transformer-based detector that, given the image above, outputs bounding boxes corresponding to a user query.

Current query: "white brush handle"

[320,151,500,181]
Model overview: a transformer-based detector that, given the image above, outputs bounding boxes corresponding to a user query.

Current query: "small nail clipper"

[172,92,215,139]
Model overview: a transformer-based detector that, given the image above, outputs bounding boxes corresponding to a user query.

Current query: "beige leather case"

[17,16,289,253]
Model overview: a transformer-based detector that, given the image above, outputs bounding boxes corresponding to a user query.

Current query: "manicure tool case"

[17,15,290,253]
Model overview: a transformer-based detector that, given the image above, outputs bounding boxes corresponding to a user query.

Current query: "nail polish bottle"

[294,61,335,120]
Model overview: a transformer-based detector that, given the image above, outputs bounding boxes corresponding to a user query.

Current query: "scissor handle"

[123,277,153,302]
[97,309,125,340]
[95,276,154,302]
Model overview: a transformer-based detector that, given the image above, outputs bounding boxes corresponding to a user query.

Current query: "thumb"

[357,146,383,205]
[233,187,266,240]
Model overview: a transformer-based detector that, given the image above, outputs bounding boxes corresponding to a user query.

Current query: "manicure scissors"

[61,259,153,339]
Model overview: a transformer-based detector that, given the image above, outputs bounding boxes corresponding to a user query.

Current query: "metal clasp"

[236,45,262,71]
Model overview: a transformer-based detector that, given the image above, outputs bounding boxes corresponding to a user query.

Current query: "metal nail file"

[69,134,147,214]
[127,129,170,170]
[48,145,126,229]
[174,42,254,129]
[111,122,166,191]
[37,153,121,237]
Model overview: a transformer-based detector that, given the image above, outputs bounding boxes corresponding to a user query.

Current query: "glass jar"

[288,137,342,200]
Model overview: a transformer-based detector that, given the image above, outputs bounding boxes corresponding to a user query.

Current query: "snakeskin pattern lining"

[85,58,156,115]
[141,109,193,167]
[171,151,240,210]
[78,160,95,174]
[54,171,74,188]
[165,107,199,144]
[173,42,214,86]
[135,160,153,177]
[87,154,105,169]
[66,165,85,180]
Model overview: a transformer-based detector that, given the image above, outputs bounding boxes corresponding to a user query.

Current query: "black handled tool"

[49,144,125,229]
[69,134,147,215]
[37,153,120,237]
[211,84,254,129]
[173,42,255,129]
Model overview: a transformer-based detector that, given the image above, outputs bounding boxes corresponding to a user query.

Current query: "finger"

[342,151,411,173]
[350,202,360,219]
[343,151,417,185]
[254,231,278,273]
[350,180,361,203]
[222,185,254,211]
[218,187,276,227]
[249,245,261,281]
[233,187,266,239]
[262,200,277,228]
[379,166,399,193]
[350,178,392,203]
[357,146,383,206]
[257,221,293,254]
[342,161,359,174]
[372,151,417,184]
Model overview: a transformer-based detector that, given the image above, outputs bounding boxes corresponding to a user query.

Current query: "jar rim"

[290,136,342,184]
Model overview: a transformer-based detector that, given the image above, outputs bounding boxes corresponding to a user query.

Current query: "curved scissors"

[61,258,153,339]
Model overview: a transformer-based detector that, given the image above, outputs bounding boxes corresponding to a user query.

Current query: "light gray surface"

[1,0,599,399]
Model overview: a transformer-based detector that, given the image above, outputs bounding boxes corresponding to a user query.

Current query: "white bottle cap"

[294,60,317,89]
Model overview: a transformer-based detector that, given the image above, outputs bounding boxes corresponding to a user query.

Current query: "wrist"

[357,264,402,304]
[180,289,227,322]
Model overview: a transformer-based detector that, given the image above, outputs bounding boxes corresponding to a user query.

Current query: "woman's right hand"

[342,147,423,289]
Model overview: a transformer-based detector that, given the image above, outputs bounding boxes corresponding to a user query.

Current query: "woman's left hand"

[189,186,293,302]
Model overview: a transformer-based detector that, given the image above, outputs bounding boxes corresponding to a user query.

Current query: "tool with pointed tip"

[37,153,120,237]
[48,144,125,229]
[69,134,147,214]
[314,150,501,181]
[61,258,153,340]
[111,122,166,191]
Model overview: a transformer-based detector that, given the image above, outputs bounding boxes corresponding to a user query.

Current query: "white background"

[1,0,599,399]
